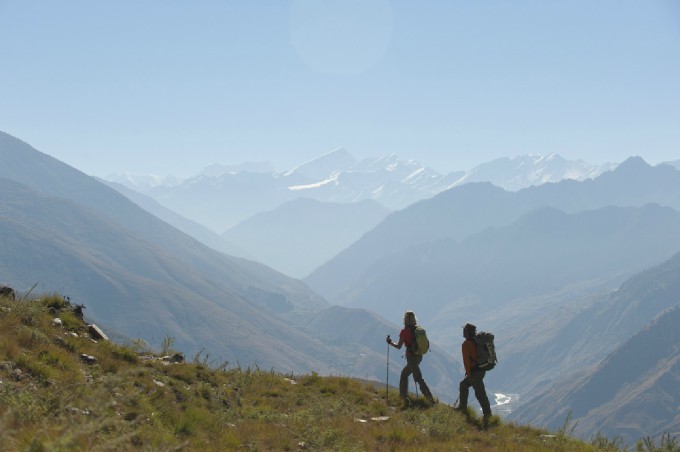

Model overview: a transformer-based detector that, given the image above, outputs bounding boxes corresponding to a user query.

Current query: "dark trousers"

[399,354,433,400]
[459,369,492,417]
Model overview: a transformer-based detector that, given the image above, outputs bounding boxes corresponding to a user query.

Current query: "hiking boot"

[482,415,491,430]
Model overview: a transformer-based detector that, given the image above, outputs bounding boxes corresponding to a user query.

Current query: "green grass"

[0,292,668,451]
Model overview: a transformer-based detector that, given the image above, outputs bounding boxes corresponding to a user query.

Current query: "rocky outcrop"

[0,286,15,300]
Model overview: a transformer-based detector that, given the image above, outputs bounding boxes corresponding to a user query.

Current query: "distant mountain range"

[107,148,616,233]
[452,153,616,191]
[305,157,680,305]
[106,149,616,279]
[330,203,680,323]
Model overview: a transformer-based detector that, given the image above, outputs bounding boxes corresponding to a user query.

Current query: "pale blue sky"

[1,1,679,177]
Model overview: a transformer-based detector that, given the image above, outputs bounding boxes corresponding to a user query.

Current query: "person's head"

[463,323,477,339]
[403,311,417,327]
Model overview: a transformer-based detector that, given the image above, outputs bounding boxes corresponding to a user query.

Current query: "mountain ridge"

[333,203,680,322]
[105,147,615,232]
[305,157,680,303]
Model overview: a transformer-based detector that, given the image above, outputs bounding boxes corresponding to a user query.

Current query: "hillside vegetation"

[0,292,664,451]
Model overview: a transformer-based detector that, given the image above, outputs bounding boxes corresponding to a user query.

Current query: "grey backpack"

[474,332,497,371]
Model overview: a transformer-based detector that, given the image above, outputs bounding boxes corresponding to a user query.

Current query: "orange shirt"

[462,338,477,377]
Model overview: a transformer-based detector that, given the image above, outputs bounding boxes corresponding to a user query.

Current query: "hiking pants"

[459,369,491,417]
[399,354,433,400]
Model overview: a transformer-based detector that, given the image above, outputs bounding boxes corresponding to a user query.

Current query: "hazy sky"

[1,1,679,178]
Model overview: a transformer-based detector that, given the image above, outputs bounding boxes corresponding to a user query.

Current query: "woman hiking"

[386,310,435,407]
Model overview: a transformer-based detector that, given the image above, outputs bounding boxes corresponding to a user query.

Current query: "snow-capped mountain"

[450,153,617,192]
[285,151,463,210]
[285,147,357,180]
[106,149,618,232]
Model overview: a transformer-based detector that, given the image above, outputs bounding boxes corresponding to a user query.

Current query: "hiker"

[457,323,492,426]
[386,310,435,405]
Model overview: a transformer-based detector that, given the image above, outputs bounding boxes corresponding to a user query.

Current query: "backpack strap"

[406,325,416,352]
[470,337,479,368]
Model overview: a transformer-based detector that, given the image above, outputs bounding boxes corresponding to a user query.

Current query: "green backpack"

[411,325,430,355]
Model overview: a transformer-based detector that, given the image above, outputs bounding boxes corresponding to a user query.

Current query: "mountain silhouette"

[306,157,680,303]
[334,203,680,323]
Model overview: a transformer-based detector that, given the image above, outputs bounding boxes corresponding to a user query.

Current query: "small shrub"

[592,431,624,450]
[160,336,175,356]
[130,338,151,354]
[301,371,321,386]
[192,348,211,367]
[165,362,197,384]
[554,410,579,448]
[16,325,50,348]
[56,310,83,331]
[112,346,139,364]
[41,294,70,312]
[638,433,680,452]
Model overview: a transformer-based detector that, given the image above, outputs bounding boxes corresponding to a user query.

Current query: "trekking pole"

[386,335,390,404]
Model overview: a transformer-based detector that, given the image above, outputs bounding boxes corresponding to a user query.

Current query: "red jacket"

[399,327,415,356]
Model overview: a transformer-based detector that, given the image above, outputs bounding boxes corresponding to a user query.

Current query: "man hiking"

[386,310,435,406]
[457,323,492,427]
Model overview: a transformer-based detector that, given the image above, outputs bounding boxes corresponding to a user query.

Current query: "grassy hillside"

[0,292,632,451]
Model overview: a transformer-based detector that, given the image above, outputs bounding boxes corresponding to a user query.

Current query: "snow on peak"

[451,153,617,191]
[285,148,357,180]
[288,173,340,191]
